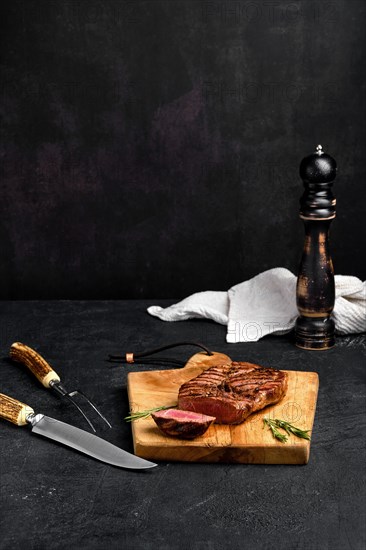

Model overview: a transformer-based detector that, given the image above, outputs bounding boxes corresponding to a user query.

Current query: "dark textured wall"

[1,0,365,299]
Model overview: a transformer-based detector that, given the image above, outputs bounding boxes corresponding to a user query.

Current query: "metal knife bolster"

[27,413,44,426]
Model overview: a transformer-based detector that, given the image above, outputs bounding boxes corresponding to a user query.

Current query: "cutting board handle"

[108,341,214,367]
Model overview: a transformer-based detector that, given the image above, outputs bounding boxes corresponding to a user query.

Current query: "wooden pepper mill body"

[295,145,337,350]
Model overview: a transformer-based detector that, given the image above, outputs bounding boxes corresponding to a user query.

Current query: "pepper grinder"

[295,145,337,350]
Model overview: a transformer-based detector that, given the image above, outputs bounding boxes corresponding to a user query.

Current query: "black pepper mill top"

[299,144,337,219]
[295,145,337,350]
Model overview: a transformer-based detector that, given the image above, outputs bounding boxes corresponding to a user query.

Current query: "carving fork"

[9,342,111,432]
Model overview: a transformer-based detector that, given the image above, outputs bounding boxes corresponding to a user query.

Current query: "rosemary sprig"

[274,419,311,440]
[264,418,311,443]
[124,405,177,422]
[264,418,288,443]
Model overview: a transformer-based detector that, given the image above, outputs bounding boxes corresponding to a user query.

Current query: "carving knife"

[0,393,157,470]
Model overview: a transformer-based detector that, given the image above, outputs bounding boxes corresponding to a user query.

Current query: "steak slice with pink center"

[151,409,216,439]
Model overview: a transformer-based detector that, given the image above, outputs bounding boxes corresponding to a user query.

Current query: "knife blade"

[0,393,157,470]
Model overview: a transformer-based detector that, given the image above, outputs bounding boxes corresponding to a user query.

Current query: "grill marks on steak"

[178,362,288,424]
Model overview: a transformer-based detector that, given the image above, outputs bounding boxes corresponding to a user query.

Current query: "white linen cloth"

[147,268,366,342]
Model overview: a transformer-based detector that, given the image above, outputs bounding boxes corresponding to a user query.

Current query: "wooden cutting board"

[127,352,319,464]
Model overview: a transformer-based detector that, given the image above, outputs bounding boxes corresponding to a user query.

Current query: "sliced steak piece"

[178,362,288,424]
[151,409,216,439]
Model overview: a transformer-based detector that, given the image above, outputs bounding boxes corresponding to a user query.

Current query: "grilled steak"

[178,362,288,424]
[151,409,216,439]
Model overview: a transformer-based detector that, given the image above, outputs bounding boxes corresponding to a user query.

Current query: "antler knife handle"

[10,342,61,388]
[295,145,337,350]
[0,393,34,426]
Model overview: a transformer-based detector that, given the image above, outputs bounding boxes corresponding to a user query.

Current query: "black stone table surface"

[0,301,365,550]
